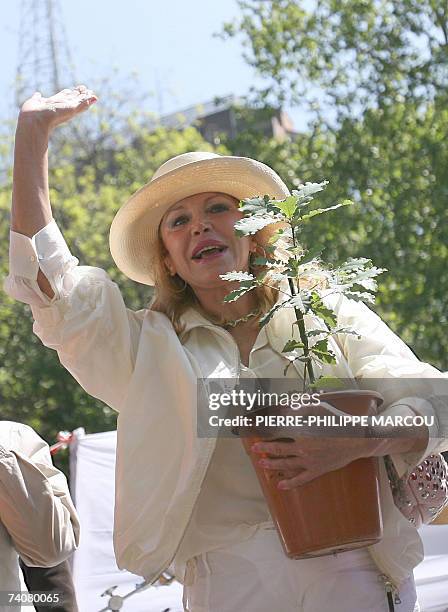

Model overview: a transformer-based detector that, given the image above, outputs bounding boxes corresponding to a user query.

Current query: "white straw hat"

[109,151,290,285]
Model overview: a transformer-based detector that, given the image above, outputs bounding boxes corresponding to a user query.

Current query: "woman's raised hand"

[19,85,97,132]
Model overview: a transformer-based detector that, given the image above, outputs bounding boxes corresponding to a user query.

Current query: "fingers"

[277,472,313,490]
[54,85,97,101]
[258,456,302,470]
[48,86,98,115]
[251,440,300,457]
[76,85,98,106]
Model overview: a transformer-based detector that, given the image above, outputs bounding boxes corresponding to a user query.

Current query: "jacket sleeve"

[3,220,143,412]
[0,424,80,567]
[331,294,448,478]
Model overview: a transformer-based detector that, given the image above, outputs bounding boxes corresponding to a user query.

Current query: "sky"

[1,0,306,129]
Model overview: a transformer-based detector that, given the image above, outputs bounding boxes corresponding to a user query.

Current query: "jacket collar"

[178,307,219,340]
[177,304,293,358]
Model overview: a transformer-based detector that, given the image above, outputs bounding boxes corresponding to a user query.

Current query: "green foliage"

[221,183,384,387]
[220,0,448,371]
[221,0,448,116]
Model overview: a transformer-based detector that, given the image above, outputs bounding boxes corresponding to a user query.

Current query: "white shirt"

[4,220,448,588]
[0,421,80,609]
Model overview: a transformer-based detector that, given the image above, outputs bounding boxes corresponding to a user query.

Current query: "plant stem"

[289,223,315,386]
[287,278,315,386]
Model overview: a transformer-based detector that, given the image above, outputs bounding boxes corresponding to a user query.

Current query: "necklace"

[223,308,261,328]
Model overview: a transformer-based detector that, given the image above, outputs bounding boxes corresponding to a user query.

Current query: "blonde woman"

[5,87,448,612]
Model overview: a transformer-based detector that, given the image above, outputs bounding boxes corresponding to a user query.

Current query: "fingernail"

[278,481,288,490]
[251,444,261,452]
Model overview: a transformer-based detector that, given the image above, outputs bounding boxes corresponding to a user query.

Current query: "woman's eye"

[208,203,229,213]
[171,215,189,227]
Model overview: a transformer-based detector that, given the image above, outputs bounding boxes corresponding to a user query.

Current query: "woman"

[5,86,447,612]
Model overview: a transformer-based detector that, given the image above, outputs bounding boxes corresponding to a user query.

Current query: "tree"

[220,0,448,370]
[221,0,448,118]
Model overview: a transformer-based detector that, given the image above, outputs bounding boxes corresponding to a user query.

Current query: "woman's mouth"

[191,245,228,262]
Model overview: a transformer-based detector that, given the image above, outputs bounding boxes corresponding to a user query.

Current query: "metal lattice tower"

[16,0,76,106]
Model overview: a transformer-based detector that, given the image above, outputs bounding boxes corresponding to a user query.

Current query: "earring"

[250,243,267,261]
[172,275,188,293]
[165,262,175,276]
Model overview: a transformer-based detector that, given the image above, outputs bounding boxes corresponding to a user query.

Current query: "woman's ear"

[164,254,176,276]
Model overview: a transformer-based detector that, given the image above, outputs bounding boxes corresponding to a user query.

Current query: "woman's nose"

[191,218,211,235]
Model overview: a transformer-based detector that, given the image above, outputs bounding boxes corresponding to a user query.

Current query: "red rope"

[49,431,73,455]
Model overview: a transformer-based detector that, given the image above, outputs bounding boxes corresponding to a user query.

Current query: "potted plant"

[220,182,386,558]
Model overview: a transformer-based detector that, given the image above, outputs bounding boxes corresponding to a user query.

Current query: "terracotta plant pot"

[239,390,384,558]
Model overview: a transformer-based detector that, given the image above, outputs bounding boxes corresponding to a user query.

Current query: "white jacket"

[4,220,448,589]
[0,421,80,602]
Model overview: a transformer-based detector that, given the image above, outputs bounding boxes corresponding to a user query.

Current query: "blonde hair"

[149,226,280,335]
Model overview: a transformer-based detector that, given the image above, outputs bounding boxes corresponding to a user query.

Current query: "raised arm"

[5,87,143,413]
[11,86,97,298]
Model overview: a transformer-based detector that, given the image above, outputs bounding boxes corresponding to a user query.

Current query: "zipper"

[379,574,401,611]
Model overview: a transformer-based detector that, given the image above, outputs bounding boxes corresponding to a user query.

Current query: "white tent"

[414,525,448,612]
[69,429,448,612]
[69,430,183,611]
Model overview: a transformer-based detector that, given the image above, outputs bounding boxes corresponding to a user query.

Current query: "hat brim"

[109,156,290,285]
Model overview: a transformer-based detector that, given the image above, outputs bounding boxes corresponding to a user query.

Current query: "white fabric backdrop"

[70,429,183,612]
[69,429,448,612]
[414,525,448,612]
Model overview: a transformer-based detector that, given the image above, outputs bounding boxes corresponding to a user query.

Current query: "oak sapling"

[220,182,386,390]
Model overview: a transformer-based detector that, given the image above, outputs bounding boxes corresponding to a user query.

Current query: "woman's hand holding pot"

[249,400,370,490]
[251,436,370,490]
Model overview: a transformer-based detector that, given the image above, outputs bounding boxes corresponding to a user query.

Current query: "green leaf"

[310,339,337,364]
[306,329,326,337]
[239,196,269,215]
[310,376,345,390]
[258,301,285,327]
[300,200,352,222]
[223,280,256,302]
[275,195,298,219]
[220,271,255,282]
[310,293,337,327]
[333,327,362,339]
[251,255,270,266]
[292,181,329,199]
[311,339,330,353]
[285,259,300,277]
[234,214,280,236]
[282,340,305,352]
[342,290,376,303]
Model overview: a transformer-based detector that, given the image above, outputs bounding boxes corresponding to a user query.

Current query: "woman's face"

[159,192,256,290]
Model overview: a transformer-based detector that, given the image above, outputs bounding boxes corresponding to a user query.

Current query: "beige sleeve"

[0,425,80,567]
